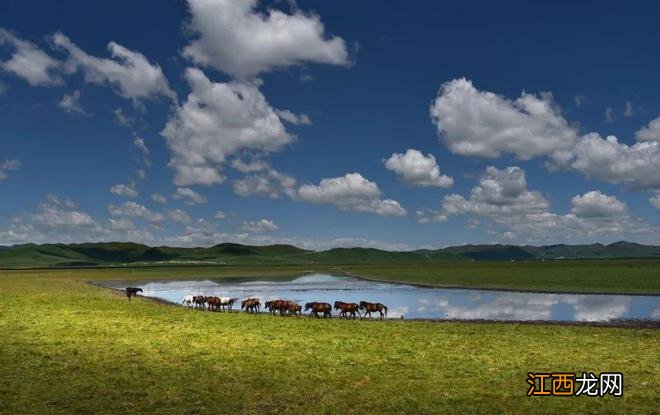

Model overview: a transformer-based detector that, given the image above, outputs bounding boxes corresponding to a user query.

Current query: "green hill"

[1,240,659,268]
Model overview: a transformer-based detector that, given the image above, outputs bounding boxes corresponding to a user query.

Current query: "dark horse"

[125,287,142,300]
[334,301,361,319]
[305,302,332,318]
[359,301,388,319]
[241,298,261,313]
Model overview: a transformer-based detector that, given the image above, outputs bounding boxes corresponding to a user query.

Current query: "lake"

[103,273,660,323]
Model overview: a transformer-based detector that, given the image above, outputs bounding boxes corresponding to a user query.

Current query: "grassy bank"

[0,267,658,413]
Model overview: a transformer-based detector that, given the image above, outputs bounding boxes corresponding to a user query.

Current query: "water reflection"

[104,273,659,323]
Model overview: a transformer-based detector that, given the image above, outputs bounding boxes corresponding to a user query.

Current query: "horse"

[264,300,276,314]
[217,297,238,311]
[193,295,207,309]
[359,301,388,319]
[334,301,361,319]
[125,287,142,300]
[241,298,261,313]
[305,302,332,318]
[206,296,221,311]
[284,301,302,316]
[182,295,195,307]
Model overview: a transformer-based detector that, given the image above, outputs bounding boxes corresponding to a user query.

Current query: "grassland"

[0,264,658,413]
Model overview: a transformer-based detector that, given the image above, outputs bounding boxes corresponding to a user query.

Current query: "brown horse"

[285,301,302,316]
[241,298,261,313]
[359,301,388,319]
[305,302,332,318]
[206,296,221,311]
[334,301,361,318]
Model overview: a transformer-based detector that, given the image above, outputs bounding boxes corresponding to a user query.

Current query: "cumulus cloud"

[109,183,139,198]
[58,90,88,115]
[183,0,349,78]
[51,32,175,102]
[416,209,448,224]
[636,116,660,143]
[276,109,311,125]
[430,78,660,190]
[430,78,578,160]
[233,168,296,199]
[241,218,279,233]
[214,210,226,220]
[114,108,133,127]
[151,193,167,204]
[108,201,164,223]
[552,133,660,190]
[161,68,293,186]
[0,158,20,181]
[166,208,192,224]
[427,166,656,243]
[296,173,407,217]
[650,195,660,210]
[231,158,271,173]
[570,190,627,218]
[384,149,453,188]
[440,166,549,219]
[0,28,62,86]
[0,195,157,245]
[172,187,207,205]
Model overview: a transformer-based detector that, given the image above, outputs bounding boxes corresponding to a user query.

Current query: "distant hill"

[0,241,659,268]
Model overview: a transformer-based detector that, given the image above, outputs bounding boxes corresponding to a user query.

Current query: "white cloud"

[624,101,634,118]
[133,136,150,155]
[553,133,660,190]
[114,108,133,127]
[183,0,349,78]
[636,116,660,143]
[570,190,627,218]
[172,187,207,205]
[161,68,293,186]
[649,195,660,210]
[416,209,448,224]
[0,28,62,86]
[440,166,549,219]
[0,158,20,181]
[241,218,279,233]
[233,168,296,199]
[109,183,139,198]
[231,158,270,173]
[604,106,614,122]
[108,201,164,223]
[430,78,578,160]
[431,166,656,243]
[214,210,226,220]
[51,32,175,102]
[276,109,311,125]
[573,95,585,107]
[384,149,453,188]
[33,198,95,228]
[166,208,192,224]
[431,78,660,190]
[151,193,167,204]
[58,90,88,115]
[296,173,407,217]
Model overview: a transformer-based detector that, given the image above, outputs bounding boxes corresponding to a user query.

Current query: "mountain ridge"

[1,241,659,268]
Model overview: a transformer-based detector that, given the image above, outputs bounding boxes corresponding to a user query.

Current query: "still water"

[104,273,660,322]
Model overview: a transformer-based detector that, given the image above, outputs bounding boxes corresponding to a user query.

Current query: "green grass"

[342,259,660,294]
[0,266,658,413]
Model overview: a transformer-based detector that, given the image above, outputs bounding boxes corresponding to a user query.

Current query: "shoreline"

[95,283,660,329]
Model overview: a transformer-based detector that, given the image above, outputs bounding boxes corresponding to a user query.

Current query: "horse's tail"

[383,305,388,315]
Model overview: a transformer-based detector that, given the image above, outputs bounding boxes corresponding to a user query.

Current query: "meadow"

[0,262,658,413]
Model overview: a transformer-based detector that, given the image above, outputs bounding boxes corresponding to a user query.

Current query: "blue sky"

[1,0,659,249]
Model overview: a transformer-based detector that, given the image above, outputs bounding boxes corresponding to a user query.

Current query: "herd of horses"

[126,288,388,319]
